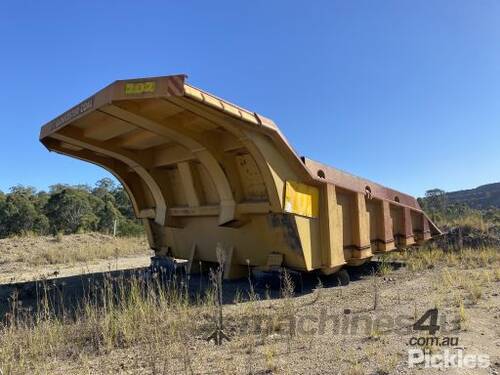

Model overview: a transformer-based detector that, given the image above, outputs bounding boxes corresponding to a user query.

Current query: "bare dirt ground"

[0,233,152,284]
[59,259,499,375]
[0,238,498,375]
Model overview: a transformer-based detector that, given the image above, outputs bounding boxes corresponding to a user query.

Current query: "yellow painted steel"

[39,74,441,279]
[125,81,156,95]
[283,181,319,218]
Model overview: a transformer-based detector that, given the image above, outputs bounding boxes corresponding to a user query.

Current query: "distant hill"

[445,183,500,209]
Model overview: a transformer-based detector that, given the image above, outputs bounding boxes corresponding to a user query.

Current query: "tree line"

[2,182,498,239]
[0,178,144,238]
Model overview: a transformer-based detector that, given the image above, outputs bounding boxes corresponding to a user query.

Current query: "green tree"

[0,179,143,238]
[0,186,49,237]
[49,184,91,195]
[97,194,121,234]
[424,189,448,212]
[113,187,135,219]
[93,178,115,199]
[35,191,49,211]
[117,218,144,237]
[110,186,144,236]
[45,189,98,234]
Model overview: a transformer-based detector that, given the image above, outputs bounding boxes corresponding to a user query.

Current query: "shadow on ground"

[0,259,405,321]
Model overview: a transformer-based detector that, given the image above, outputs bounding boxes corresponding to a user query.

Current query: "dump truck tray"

[40,74,440,278]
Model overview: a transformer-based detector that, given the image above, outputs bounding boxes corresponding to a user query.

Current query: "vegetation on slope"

[441,182,500,210]
[419,188,500,248]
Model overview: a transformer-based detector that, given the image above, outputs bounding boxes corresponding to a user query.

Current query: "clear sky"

[1,1,499,197]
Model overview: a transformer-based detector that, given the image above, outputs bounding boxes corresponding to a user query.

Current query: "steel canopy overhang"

[39,74,312,184]
[40,74,437,225]
[40,74,301,228]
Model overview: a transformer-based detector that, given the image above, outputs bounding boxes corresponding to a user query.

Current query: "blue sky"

[1,1,499,197]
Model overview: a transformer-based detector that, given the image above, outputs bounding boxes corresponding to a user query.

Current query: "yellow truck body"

[40,74,440,278]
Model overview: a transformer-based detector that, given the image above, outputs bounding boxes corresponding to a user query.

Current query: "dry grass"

[0,275,207,374]
[0,274,294,374]
[376,255,392,277]
[0,233,149,270]
[387,245,499,272]
[447,211,489,231]
[0,241,281,374]
[0,245,498,374]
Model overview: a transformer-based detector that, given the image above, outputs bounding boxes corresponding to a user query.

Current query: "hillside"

[445,182,500,209]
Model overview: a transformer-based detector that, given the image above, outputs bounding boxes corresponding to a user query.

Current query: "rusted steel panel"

[302,157,421,210]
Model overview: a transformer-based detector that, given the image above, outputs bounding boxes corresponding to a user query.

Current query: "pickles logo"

[408,349,490,369]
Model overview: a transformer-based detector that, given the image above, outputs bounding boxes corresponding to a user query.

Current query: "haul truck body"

[39,74,441,278]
